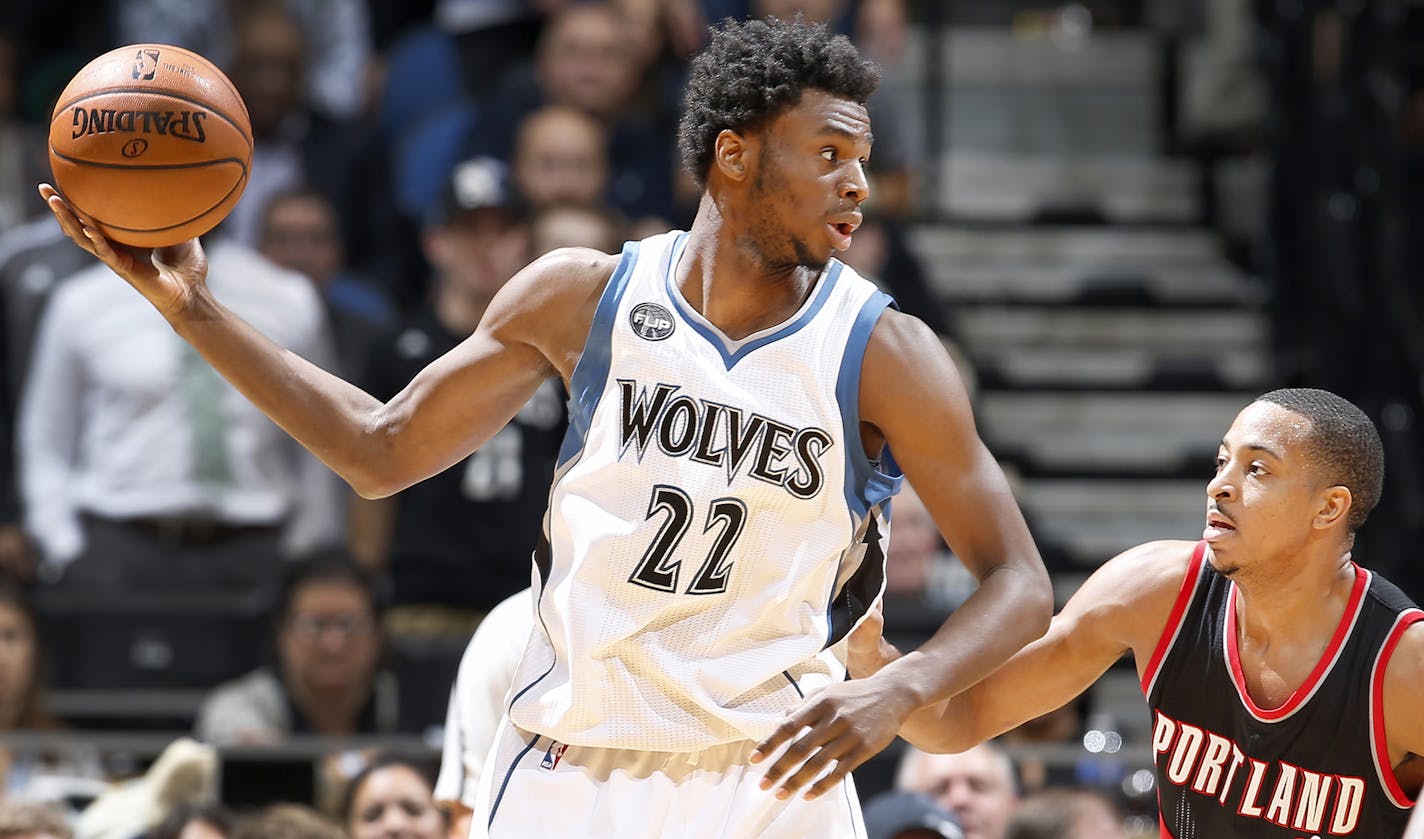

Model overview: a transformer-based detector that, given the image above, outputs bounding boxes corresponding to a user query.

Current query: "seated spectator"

[195,552,396,744]
[1004,788,1127,839]
[897,743,1020,839]
[18,233,342,591]
[861,790,964,839]
[341,754,446,839]
[230,805,344,839]
[351,159,565,626]
[144,803,234,839]
[0,577,52,732]
[257,188,397,379]
[0,800,70,839]
[0,581,101,802]
[434,588,532,836]
[531,203,627,257]
[511,105,610,212]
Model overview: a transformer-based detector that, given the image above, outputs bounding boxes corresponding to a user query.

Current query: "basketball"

[48,44,252,248]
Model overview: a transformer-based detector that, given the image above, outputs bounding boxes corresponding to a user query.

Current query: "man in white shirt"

[18,237,342,590]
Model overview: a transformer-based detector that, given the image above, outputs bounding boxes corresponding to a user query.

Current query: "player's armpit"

[897,539,1196,754]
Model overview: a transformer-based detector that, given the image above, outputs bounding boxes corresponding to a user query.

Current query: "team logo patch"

[629,302,675,341]
[132,48,160,81]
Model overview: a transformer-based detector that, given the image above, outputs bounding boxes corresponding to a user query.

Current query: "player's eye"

[1214,455,1227,471]
[1248,462,1268,476]
[820,148,836,162]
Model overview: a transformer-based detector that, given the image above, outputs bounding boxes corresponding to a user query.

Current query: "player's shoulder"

[1069,540,1201,647]
[1095,540,1200,595]
[504,245,623,315]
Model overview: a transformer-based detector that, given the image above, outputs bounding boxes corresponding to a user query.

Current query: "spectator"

[257,188,397,379]
[464,2,683,225]
[0,800,69,839]
[0,216,93,584]
[221,4,393,278]
[352,158,565,625]
[511,105,610,212]
[861,790,964,839]
[531,203,626,257]
[230,805,344,839]
[897,743,1020,839]
[434,588,532,836]
[0,579,55,732]
[341,754,446,839]
[17,235,342,589]
[195,552,396,744]
[1004,788,1127,839]
[145,803,234,839]
[112,0,374,122]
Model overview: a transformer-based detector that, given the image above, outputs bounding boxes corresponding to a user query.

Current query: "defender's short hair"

[677,17,880,186]
[1257,388,1385,532]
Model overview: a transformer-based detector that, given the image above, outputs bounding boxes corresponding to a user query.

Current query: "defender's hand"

[38,183,208,319]
[846,600,902,679]
[750,676,918,801]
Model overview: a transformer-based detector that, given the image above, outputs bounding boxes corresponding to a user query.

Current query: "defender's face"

[1204,401,1330,571]
[747,90,872,271]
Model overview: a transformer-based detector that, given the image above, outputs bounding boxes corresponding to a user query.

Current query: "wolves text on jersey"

[616,380,832,499]
[1153,710,1368,835]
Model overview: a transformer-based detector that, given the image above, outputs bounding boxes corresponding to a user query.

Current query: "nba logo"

[630,302,675,341]
[132,49,160,80]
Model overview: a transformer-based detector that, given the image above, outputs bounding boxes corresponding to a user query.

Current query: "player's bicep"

[860,312,1033,574]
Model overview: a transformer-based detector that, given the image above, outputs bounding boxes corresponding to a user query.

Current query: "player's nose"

[839,161,868,205]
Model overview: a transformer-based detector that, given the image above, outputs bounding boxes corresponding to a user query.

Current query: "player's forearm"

[170,289,398,497]
[872,561,1051,728]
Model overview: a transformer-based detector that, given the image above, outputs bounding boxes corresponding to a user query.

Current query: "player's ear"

[1313,485,1352,531]
[713,129,751,183]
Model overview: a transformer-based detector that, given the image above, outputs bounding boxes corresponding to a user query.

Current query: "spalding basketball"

[48,44,252,248]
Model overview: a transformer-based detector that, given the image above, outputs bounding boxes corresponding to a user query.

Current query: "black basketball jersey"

[1141,542,1422,838]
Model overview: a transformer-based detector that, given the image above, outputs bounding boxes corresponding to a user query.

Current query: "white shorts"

[469,717,867,838]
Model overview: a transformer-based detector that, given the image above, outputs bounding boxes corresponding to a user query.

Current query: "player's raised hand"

[750,676,918,802]
[39,183,209,319]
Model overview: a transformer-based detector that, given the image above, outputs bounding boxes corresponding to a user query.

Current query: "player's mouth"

[1203,510,1236,541]
[826,213,861,250]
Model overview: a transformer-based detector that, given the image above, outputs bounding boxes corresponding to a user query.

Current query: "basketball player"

[39,17,1053,839]
[760,388,1424,837]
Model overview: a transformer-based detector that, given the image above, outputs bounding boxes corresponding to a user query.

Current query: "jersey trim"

[556,242,640,467]
[834,290,902,520]
[487,733,539,830]
[1224,562,1368,722]
[1369,607,1424,809]
[665,252,845,371]
[1141,542,1209,696]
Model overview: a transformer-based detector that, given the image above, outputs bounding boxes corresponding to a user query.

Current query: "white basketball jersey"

[508,231,902,751]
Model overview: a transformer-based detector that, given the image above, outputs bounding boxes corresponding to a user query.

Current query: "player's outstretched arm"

[754,310,1054,797]
[39,184,610,498]
[888,539,1194,754]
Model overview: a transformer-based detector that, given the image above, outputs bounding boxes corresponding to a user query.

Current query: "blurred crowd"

[0,2,1187,838]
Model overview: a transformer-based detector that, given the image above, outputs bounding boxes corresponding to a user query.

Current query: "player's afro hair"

[677,17,880,187]
[1256,388,1385,532]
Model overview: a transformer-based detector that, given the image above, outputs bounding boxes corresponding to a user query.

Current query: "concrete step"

[973,346,1272,391]
[981,390,1248,473]
[938,150,1198,223]
[1017,477,1208,566]
[908,225,1263,305]
[952,307,1267,354]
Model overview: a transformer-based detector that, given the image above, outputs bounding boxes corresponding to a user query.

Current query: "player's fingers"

[39,187,96,252]
[750,706,820,764]
[772,735,857,800]
[757,711,851,789]
[802,754,863,801]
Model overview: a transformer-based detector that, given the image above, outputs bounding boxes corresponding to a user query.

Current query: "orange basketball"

[48,44,252,248]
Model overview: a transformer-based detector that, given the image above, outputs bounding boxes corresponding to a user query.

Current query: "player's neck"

[1232,548,1356,647]
[681,196,821,340]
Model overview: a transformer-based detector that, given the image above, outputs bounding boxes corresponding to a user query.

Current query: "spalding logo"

[121,138,149,157]
[70,108,207,143]
[132,48,160,81]
[629,302,675,341]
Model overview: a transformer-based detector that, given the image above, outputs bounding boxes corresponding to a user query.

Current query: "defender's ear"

[1314,485,1352,531]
